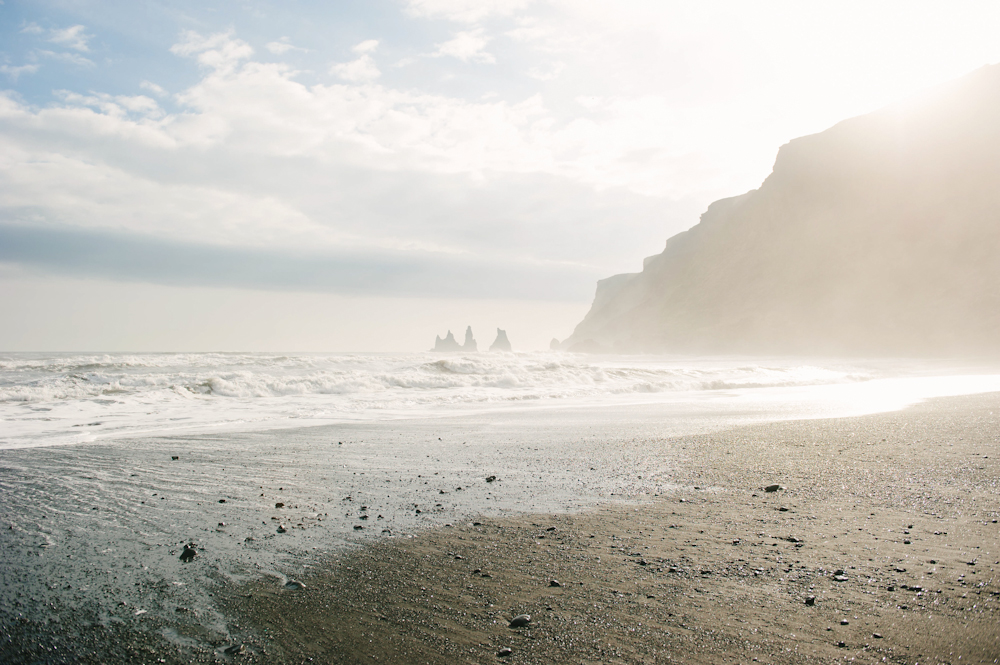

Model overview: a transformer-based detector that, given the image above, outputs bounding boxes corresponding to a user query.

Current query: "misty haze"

[1,2,999,664]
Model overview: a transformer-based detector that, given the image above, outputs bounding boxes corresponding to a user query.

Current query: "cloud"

[265,38,308,55]
[170,30,253,73]
[20,22,43,35]
[139,80,168,97]
[431,29,495,63]
[38,50,95,68]
[330,40,381,81]
[48,25,92,52]
[405,0,534,23]
[0,64,40,81]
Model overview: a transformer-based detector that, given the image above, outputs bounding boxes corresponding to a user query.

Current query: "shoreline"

[3,392,999,663]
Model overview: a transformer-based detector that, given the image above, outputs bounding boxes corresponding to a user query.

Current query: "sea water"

[3,351,1000,449]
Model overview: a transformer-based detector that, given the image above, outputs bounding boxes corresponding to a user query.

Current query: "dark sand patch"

[227,394,1000,664]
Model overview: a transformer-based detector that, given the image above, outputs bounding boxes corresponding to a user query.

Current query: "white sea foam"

[1,352,998,448]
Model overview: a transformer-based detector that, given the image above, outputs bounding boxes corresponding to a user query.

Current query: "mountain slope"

[563,65,1000,356]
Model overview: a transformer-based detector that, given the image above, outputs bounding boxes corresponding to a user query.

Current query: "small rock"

[903,540,911,544]
[837,641,846,648]
[275,502,284,508]
[218,499,226,503]
[840,619,849,625]
[223,644,243,656]
[764,484,781,492]
[497,647,513,657]
[171,456,179,460]
[276,526,287,533]
[486,475,497,483]
[833,574,848,582]
[454,555,463,560]
[873,633,883,639]
[509,614,531,628]
[549,580,562,587]
[805,595,816,606]
[284,580,305,590]
[354,525,364,530]
[179,544,197,562]
[218,522,226,527]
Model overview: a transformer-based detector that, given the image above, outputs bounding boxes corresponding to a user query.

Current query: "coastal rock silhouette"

[490,328,512,352]
[432,331,462,352]
[462,326,477,352]
[562,64,1000,357]
[433,327,478,352]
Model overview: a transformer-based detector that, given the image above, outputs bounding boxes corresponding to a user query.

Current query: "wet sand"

[3,393,999,663]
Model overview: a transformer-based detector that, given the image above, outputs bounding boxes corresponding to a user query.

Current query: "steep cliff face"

[489,328,512,352]
[564,65,1000,357]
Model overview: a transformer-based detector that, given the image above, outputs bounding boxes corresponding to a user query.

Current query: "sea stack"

[432,331,462,352]
[489,328,512,352]
[462,326,478,352]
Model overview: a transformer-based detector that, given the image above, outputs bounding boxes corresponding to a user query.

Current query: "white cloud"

[527,60,565,81]
[330,40,381,82]
[431,29,495,63]
[49,25,93,52]
[265,38,307,55]
[139,80,167,97]
[0,64,40,81]
[20,22,43,35]
[38,50,95,68]
[405,0,533,23]
[353,39,379,54]
[330,55,380,82]
[170,31,253,73]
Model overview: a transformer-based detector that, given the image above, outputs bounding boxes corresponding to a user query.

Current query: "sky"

[2,0,1000,352]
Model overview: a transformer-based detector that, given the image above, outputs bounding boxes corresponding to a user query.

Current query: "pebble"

[497,647,513,657]
[486,475,497,483]
[275,502,284,508]
[805,595,816,606]
[171,456,179,461]
[284,580,305,590]
[549,580,562,587]
[764,484,782,492]
[873,633,883,639]
[179,545,197,562]
[277,526,287,533]
[223,644,243,655]
[509,614,531,628]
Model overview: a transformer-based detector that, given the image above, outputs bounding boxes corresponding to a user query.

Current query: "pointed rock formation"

[432,331,462,352]
[462,326,478,352]
[489,328,512,352]
[563,65,1000,357]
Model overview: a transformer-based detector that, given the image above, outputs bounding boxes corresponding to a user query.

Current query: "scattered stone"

[486,475,497,483]
[903,540,911,544]
[277,526,287,533]
[223,644,243,656]
[497,647,513,657]
[218,499,226,503]
[354,525,364,530]
[275,502,284,508]
[284,580,305,590]
[764,484,782,492]
[454,555,463,560]
[171,456,179,460]
[179,544,197,562]
[509,614,531,628]
[549,580,562,587]
[805,595,816,606]
[840,619,849,625]
[837,641,847,648]
[873,632,883,639]
[218,522,226,527]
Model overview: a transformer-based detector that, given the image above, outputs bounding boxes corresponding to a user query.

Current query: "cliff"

[489,328,512,352]
[563,64,1000,357]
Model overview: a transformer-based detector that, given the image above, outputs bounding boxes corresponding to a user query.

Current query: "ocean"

[4,351,1000,449]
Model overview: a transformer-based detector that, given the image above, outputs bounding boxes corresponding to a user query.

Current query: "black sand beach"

[3,393,999,664]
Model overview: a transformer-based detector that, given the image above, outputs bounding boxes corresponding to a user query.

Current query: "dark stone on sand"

[486,475,496,483]
[498,647,513,657]
[277,526,287,533]
[764,484,781,492]
[841,619,849,625]
[218,499,226,503]
[805,595,816,606]
[873,633,883,639]
[284,580,305,590]
[224,644,244,655]
[904,540,911,544]
[833,574,848,582]
[171,456,179,460]
[549,580,562,587]
[509,614,531,628]
[179,545,197,562]
[275,502,284,508]
[354,525,364,530]
[838,641,847,648]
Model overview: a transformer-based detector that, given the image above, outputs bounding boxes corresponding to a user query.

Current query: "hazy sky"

[2,0,1000,351]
